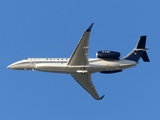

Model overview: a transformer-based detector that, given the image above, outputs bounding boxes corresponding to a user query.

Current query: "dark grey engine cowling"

[96,50,120,60]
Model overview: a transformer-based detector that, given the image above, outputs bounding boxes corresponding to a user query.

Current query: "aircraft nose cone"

[7,63,17,69]
[7,60,22,69]
[7,64,13,69]
[7,60,28,70]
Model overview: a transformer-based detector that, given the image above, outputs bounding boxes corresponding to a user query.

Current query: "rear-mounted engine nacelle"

[96,50,120,60]
[100,70,122,74]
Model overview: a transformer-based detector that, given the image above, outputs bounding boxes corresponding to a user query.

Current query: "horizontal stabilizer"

[141,51,150,62]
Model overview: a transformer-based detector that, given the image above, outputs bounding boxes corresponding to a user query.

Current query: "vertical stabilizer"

[123,36,150,62]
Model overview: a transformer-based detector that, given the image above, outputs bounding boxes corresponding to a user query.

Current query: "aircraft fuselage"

[7,58,137,74]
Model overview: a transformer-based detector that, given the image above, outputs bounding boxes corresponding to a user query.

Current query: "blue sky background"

[1,0,160,119]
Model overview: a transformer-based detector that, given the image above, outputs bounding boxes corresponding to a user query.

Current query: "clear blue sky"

[1,0,159,120]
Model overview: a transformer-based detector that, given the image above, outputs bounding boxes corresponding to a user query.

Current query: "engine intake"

[96,50,120,60]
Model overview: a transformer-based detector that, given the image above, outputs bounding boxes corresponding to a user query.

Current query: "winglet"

[86,23,94,32]
[99,95,105,100]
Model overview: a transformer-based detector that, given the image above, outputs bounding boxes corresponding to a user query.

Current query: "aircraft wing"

[70,73,104,100]
[67,23,94,66]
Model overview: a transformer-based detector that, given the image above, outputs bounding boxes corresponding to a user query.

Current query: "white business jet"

[8,23,149,100]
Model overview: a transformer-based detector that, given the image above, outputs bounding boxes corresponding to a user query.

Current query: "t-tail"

[123,36,150,62]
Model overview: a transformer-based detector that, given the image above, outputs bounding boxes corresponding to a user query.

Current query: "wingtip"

[99,95,105,100]
[86,23,94,32]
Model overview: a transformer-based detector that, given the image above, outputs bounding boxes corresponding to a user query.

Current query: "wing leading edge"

[68,23,104,100]
[67,23,94,66]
